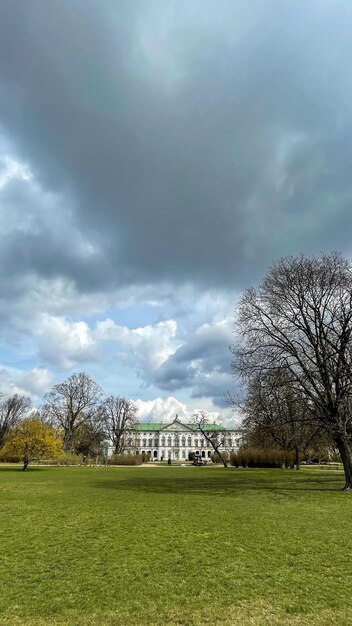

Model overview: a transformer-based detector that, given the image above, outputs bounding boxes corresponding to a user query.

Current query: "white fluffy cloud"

[0,365,53,402]
[135,396,189,423]
[37,314,98,369]
[95,318,179,374]
[134,395,239,427]
[17,367,54,396]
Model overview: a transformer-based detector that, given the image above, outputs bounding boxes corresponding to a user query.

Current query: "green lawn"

[0,465,352,626]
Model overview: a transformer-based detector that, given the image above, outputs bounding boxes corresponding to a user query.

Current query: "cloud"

[0,0,351,300]
[135,396,188,423]
[37,314,98,369]
[95,318,179,375]
[154,315,234,405]
[0,2,351,411]
[0,155,32,189]
[0,365,53,402]
[134,395,238,427]
[16,367,53,396]
[92,313,233,406]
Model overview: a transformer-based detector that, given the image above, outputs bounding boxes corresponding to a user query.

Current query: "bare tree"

[43,373,103,451]
[192,411,228,467]
[103,396,137,454]
[72,417,107,462]
[238,371,326,469]
[0,394,31,448]
[231,252,352,490]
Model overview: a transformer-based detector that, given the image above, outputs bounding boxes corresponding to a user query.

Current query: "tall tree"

[43,373,103,451]
[231,252,352,490]
[103,396,137,454]
[0,394,31,448]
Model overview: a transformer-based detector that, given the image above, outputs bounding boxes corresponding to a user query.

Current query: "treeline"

[0,373,139,470]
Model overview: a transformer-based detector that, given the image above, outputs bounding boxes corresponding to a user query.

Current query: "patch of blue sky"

[0,342,37,371]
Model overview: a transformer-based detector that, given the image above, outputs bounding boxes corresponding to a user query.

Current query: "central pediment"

[162,419,194,433]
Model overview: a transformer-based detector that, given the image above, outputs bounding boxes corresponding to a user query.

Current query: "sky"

[0,0,351,426]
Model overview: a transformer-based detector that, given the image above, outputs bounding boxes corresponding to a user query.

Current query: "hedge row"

[230,447,295,468]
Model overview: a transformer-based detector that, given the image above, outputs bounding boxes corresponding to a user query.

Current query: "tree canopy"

[2,417,63,470]
[43,373,103,451]
[103,396,137,454]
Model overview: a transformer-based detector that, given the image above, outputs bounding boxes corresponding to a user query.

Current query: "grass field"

[1,465,352,626]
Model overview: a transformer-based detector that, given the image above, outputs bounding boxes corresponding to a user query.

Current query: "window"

[181,436,185,447]
[195,438,199,447]
[187,436,192,446]
[161,436,165,446]
[167,436,172,446]
[142,438,147,447]
[148,439,153,448]
[182,450,186,458]
[154,439,158,447]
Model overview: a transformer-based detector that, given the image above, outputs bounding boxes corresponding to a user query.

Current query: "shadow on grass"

[92,470,345,497]
[0,464,46,472]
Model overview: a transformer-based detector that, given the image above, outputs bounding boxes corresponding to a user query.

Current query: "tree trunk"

[294,446,300,470]
[63,429,73,452]
[114,434,122,455]
[22,456,29,471]
[335,435,352,491]
[215,447,228,468]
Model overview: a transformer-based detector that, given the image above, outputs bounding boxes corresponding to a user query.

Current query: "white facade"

[119,417,241,461]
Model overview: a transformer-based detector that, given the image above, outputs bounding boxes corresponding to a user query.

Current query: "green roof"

[188,423,226,431]
[133,421,228,432]
[134,423,164,431]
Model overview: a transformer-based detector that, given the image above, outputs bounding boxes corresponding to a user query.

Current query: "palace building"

[118,416,241,461]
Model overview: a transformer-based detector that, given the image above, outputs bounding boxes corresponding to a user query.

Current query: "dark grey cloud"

[1,0,352,295]
[0,175,109,299]
[154,318,233,405]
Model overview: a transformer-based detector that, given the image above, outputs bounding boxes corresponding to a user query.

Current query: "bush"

[210,451,229,464]
[108,453,143,466]
[40,453,82,466]
[230,448,295,468]
[141,452,150,464]
[188,452,196,461]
